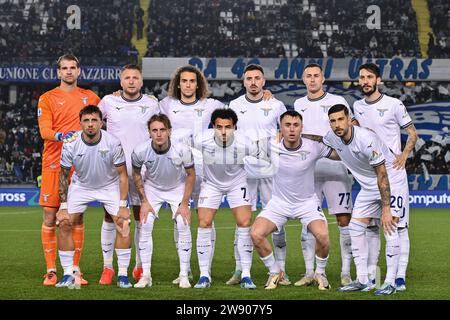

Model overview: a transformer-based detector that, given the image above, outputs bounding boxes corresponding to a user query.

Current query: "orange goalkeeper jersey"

[37,86,100,171]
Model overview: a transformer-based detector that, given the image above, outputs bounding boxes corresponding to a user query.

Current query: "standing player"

[55,105,132,289]
[97,64,159,284]
[325,105,405,295]
[192,108,259,289]
[293,63,354,287]
[353,63,417,291]
[159,65,225,284]
[251,110,336,290]
[131,114,195,288]
[38,54,100,286]
[228,64,288,285]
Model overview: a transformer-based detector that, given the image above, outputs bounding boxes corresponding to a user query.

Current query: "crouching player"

[131,114,196,288]
[251,110,338,290]
[55,105,132,289]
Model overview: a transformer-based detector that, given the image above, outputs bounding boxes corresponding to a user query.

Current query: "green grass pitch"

[0,206,448,300]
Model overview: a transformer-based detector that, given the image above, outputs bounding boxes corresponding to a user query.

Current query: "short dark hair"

[57,54,80,69]
[280,110,303,123]
[211,108,238,126]
[328,104,349,117]
[79,105,102,120]
[147,113,172,130]
[244,64,264,75]
[303,63,323,72]
[121,64,142,73]
[359,63,381,78]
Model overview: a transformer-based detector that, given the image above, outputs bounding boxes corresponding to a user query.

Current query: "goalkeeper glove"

[55,131,78,142]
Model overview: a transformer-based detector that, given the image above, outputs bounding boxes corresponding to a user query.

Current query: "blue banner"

[2,187,449,209]
[0,65,121,83]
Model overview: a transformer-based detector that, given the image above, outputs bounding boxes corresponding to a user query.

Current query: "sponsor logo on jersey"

[240,110,247,114]
[81,97,88,105]
[371,150,381,161]
[173,109,180,114]
[115,106,124,110]
[377,108,388,117]
[300,108,307,112]
[57,101,66,106]
[352,150,361,157]
[37,108,42,117]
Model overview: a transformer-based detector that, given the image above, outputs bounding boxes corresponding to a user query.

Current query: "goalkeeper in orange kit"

[37,54,100,286]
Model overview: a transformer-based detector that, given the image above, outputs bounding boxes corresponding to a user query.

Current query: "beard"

[360,84,377,96]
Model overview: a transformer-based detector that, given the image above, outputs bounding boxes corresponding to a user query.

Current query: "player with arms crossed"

[38,54,100,286]
[228,64,289,286]
[97,64,159,284]
[193,108,260,289]
[293,63,354,287]
[325,105,406,295]
[55,105,132,289]
[353,63,417,291]
[131,114,195,288]
[251,110,336,290]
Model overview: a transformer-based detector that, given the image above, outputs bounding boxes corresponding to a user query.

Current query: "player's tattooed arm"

[394,124,417,170]
[375,163,396,234]
[132,166,147,203]
[302,134,323,143]
[58,167,71,203]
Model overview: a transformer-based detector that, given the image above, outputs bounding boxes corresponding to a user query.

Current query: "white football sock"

[384,227,400,285]
[301,224,315,275]
[197,227,212,279]
[237,227,253,278]
[115,248,131,277]
[260,252,280,274]
[315,255,328,275]
[139,214,156,277]
[59,250,74,275]
[209,221,216,276]
[366,224,381,282]
[348,219,369,284]
[175,215,192,278]
[338,225,352,276]
[397,227,410,279]
[134,223,142,268]
[233,225,241,272]
[101,220,116,268]
[272,226,287,272]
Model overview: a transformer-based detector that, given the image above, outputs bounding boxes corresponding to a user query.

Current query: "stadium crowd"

[0,0,138,65]
[428,0,450,58]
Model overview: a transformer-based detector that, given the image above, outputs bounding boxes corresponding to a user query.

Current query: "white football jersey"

[294,92,353,136]
[323,126,407,192]
[269,138,332,205]
[60,130,125,189]
[194,129,259,190]
[159,97,224,145]
[353,94,413,155]
[131,140,194,191]
[229,95,287,141]
[98,93,160,173]
[294,92,353,179]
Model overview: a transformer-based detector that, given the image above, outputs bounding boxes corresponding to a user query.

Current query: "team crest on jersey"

[298,151,310,160]
[139,105,149,114]
[98,149,109,159]
[377,108,388,117]
[352,150,361,157]
[81,97,88,105]
[321,105,331,113]
[42,194,50,202]
[260,107,272,116]
[194,108,205,117]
